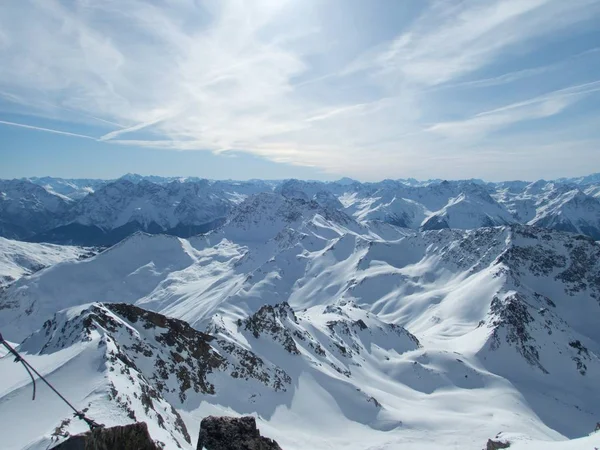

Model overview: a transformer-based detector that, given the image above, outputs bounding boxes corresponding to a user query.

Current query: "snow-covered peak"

[528,189,600,239]
[421,191,515,230]
[5,174,600,244]
[0,179,72,238]
[335,177,360,186]
[556,172,600,186]
[70,179,232,232]
[26,176,106,200]
[277,179,324,201]
[2,223,600,448]
[313,190,344,210]
[0,237,95,287]
[219,192,353,243]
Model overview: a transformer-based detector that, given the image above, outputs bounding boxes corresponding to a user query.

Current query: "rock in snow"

[2,179,600,449]
[51,422,160,450]
[485,439,511,450]
[197,416,282,450]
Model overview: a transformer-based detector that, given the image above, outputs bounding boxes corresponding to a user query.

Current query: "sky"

[1,0,600,181]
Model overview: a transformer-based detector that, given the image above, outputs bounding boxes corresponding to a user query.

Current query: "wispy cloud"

[425,46,600,92]
[0,119,96,139]
[0,0,599,180]
[428,80,600,139]
[371,0,600,86]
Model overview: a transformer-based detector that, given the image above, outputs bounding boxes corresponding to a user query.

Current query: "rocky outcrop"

[197,416,282,450]
[485,438,511,450]
[52,422,160,450]
[243,303,300,354]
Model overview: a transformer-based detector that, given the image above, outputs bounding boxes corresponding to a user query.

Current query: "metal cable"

[0,331,104,430]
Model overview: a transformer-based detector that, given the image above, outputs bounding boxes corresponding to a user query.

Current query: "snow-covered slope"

[2,197,600,449]
[2,303,202,450]
[5,295,597,450]
[28,179,234,245]
[2,176,600,449]
[584,184,600,198]
[69,179,231,232]
[4,174,600,244]
[26,177,107,200]
[0,237,94,287]
[1,300,419,450]
[341,190,430,228]
[0,179,72,239]
[421,191,514,230]
[528,189,600,239]
[0,232,198,339]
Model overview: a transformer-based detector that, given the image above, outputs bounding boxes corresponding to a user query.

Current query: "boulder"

[51,422,160,450]
[197,416,282,450]
[486,438,511,450]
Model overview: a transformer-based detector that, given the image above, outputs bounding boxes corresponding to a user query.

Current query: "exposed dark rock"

[197,416,282,450]
[243,303,300,354]
[489,294,548,373]
[421,214,450,231]
[51,422,161,450]
[485,438,511,450]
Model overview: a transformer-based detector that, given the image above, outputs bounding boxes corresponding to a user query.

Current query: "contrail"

[0,119,97,140]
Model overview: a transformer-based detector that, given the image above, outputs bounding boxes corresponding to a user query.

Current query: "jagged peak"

[19,302,217,356]
[225,192,352,234]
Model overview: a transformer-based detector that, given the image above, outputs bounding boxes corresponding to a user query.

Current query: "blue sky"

[1,0,599,181]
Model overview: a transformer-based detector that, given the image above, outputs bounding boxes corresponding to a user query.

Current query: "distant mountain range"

[1,173,599,246]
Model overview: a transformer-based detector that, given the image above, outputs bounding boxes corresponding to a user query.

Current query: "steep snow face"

[492,181,600,238]
[2,223,600,448]
[528,189,600,239]
[1,301,420,449]
[217,192,355,243]
[0,233,198,341]
[71,179,232,231]
[343,192,430,229]
[584,184,600,198]
[0,237,95,287]
[26,177,107,200]
[2,304,195,450]
[421,191,515,230]
[4,174,600,244]
[342,181,514,231]
[0,179,72,239]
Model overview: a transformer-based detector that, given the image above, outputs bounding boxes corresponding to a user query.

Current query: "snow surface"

[1,190,600,449]
[4,175,600,243]
[0,237,93,287]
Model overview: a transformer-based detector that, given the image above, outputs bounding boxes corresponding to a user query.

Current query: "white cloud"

[372,0,600,86]
[0,0,599,180]
[428,80,600,139]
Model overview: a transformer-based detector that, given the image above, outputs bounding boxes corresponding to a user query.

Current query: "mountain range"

[1,174,600,449]
[1,173,600,246]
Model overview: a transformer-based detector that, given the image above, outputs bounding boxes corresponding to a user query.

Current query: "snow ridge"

[2,175,600,244]
[1,186,600,449]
